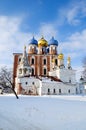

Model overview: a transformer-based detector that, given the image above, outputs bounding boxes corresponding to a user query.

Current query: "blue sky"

[0,0,86,80]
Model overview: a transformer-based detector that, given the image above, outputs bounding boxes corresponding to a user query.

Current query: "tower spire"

[67,56,72,69]
[17,45,32,77]
[58,53,64,68]
[22,45,29,66]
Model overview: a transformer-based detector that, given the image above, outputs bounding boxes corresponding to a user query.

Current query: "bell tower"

[17,46,32,77]
[58,53,65,68]
[67,56,72,69]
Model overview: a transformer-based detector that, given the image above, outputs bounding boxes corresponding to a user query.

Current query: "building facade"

[13,36,58,85]
[13,36,79,95]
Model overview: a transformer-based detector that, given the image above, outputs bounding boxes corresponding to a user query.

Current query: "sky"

[0,0,86,80]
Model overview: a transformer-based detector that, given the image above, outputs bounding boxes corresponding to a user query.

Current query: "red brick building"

[13,36,58,86]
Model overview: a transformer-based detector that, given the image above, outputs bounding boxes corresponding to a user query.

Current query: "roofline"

[13,53,22,55]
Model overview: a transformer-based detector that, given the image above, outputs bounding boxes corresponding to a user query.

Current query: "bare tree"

[82,56,86,81]
[0,66,19,99]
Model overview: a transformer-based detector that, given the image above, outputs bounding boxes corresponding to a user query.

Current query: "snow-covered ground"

[0,95,86,130]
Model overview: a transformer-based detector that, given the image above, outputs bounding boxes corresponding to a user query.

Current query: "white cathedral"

[13,36,83,95]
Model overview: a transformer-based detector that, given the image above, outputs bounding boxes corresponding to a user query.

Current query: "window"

[19,69,22,74]
[18,56,22,63]
[76,88,78,94]
[32,82,34,85]
[44,59,46,65]
[32,58,34,64]
[53,89,56,93]
[19,58,21,62]
[69,79,71,83]
[47,48,49,53]
[29,68,32,74]
[59,89,61,94]
[25,82,28,85]
[24,68,27,74]
[55,59,58,65]
[44,68,46,75]
[80,90,82,94]
[68,89,70,93]
[32,68,34,75]
[48,88,50,94]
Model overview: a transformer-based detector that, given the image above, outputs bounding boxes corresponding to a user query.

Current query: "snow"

[0,95,86,130]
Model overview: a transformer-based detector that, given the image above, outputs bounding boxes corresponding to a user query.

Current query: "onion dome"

[58,53,64,59]
[29,36,38,46]
[38,36,48,47]
[48,37,58,46]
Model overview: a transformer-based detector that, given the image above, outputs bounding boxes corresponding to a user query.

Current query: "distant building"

[79,76,86,94]
[0,86,3,94]
[13,36,79,95]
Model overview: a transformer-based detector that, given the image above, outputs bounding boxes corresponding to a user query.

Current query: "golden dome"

[38,36,48,47]
[58,53,64,59]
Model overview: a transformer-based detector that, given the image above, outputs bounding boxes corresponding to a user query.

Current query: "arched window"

[18,56,22,64]
[19,69,22,74]
[32,58,34,64]
[68,89,70,93]
[55,59,58,65]
[59,89,61,94]
[44,68,46,75]
[25,82,28,85]
[48,88,50,94]
[47,48,49,53]
[44,59,46,65]
[32,68,34,75]
[24,68,27,74]
[53,89,56,94]
[19,58,21,62]
[69,78,71,83]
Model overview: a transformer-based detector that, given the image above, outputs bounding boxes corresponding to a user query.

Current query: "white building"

[79,76,86,94]
[15,45,80,95]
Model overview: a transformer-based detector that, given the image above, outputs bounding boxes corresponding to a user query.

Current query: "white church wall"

[15,77,41,95]
[49,68,76,84]
[57,69,76,84]
[41,80,77,95]
[49,70,57,77]
[15,76,79,95]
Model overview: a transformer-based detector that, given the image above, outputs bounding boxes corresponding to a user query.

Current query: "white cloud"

[58,1,86,25]
[66,7,80,25]
[61,29,86,55]
[0,16,32,68]
[59,29,86,80]
[38,23,57,40]
[0,16,58,68]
